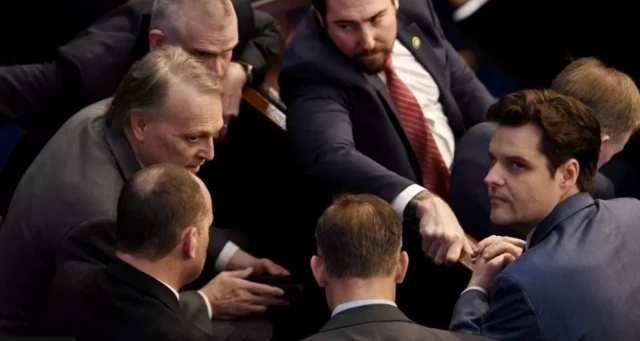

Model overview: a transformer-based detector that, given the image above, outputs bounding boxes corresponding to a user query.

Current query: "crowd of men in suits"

[1,0,640,340]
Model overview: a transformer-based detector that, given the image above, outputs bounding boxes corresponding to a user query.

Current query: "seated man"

[40,164,282,340]
[0,46,287,338]
[449,89,640,341]
[305,193,492,341]
[449,57,640,240]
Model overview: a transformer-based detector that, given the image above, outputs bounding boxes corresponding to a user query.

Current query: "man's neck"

[325,277,396,311]
[116,252,182,292]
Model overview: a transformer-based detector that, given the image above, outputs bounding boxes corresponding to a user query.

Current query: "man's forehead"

[490,124,543,155]
[327,0,389,20]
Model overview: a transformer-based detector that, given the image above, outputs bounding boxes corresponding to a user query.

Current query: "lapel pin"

[412,36,421,49]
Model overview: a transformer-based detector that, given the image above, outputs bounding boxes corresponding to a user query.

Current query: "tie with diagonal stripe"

[384,58,450,198]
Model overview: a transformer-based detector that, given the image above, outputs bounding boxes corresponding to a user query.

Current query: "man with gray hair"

[0,0,282,215]
[0,46,287,340]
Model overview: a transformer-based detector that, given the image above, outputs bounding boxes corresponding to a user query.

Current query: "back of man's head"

[314,194,404,279]
[116,163,209,261]
[551,57,640,144]
[150,0,236,41]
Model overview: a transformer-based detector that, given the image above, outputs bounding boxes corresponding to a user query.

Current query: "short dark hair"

[116,164,209,260]
[315,194,402,278]
[488,89,601,193]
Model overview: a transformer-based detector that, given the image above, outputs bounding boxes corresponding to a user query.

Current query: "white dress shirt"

[385,40,456,215]
[158,278,213,319]
[332,299,397,317]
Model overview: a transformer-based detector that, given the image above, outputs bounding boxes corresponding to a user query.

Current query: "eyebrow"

[489,151,531,164]
[333,9,386,26]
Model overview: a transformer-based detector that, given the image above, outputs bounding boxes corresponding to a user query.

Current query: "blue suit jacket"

[278,0,494,202]
[449,121,616,241]
[450,193,640,341]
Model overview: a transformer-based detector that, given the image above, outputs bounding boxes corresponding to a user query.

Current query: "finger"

[483,242,522,260]
[274,264,291,276]
[462,236,474,255]
[487,253,516,271]
[248,295,290,307]
[225,267,254,279]
[426,239,441,261]
[475,235,500,254]
[261,260,285,276]
[241,305,269,316]
[240,281,285,297]
[502,236,526,248]
[443,239,463,264]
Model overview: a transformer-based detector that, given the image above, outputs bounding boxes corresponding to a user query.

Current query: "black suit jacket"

[303,304,492,341]
[0,100,226,336]
[279,0,494,203]
[0,0,282,215]
[39,259,212,341]
[448,121,616,241]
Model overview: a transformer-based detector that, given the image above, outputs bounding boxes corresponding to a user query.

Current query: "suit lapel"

[105,126,143,181]
[318,304,415,333]
[396,13,448,101]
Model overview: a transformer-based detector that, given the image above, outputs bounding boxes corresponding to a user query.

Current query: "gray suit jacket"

[304,304,492,341]
[0,100,226,336]
[450,193,640,341]
[449,121,616,241]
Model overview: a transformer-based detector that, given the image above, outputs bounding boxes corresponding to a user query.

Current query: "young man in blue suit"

[279,0,494,327]
[450,89,640,341]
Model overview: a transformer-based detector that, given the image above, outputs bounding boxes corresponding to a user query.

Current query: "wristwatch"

[235,61,254,85]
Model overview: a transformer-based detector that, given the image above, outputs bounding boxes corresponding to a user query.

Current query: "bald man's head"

[116,164,211,261]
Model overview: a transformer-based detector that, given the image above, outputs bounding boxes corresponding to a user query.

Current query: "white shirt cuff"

[197,290,213,319]
[392,184,427,216]
[461,286,488,296]
[214,241,240,272]
[453,0,490,21]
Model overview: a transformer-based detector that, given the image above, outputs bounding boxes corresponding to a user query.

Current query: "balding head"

[116,163,212,261]
[149,0,238,77]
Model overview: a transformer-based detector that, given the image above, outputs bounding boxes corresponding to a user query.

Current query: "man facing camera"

[305,194,492,341]
[449,57,640,240]
[450,90,640,341]
[40,164,275,340]
[0,46,287,338]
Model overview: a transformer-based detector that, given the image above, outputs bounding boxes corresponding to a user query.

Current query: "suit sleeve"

[235,9,282,87]
[179,291,215,336]
[285,85,415,203]
[450,273,543,341]
[427,0,494,127]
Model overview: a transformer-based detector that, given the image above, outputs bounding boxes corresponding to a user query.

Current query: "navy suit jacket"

[449,121,616,241]
[279,0,494,203]
[450,193,640,341]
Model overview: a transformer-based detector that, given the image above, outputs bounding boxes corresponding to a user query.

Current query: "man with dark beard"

[278,0,494,329]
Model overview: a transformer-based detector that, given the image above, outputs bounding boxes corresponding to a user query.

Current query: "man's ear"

[310,255,327,288]
[559,159,579,189]
[149,29,166,50]
[393,0,400,10]
[313,8,325,28]
[183,227,198,259]
[128,113,148,142]
[395,251,409,284]
[600,134,611,153]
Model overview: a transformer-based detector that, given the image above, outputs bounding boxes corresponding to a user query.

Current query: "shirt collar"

[157,279,180,301]
[332,299,397,317]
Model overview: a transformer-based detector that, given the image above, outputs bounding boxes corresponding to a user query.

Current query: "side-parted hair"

[116,163,209,260]
[315,194,402,278]
[150,0,235,40]
[488,89,601,193]
[105,45,222,131]
[551,57,640,143]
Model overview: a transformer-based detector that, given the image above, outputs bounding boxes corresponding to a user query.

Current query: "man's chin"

[359,55,387,74]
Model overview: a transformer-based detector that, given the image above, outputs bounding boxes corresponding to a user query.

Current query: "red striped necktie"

[384,58,450,197]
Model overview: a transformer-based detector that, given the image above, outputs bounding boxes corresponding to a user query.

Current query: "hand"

[219,62,248,140]
[226,249,290,276]
[416,194,473,265]
[199,267,289,319]
[468,250,517,291]
[471,235,525,263]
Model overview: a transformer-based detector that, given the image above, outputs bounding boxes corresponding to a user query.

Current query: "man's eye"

[187,136,199,143]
